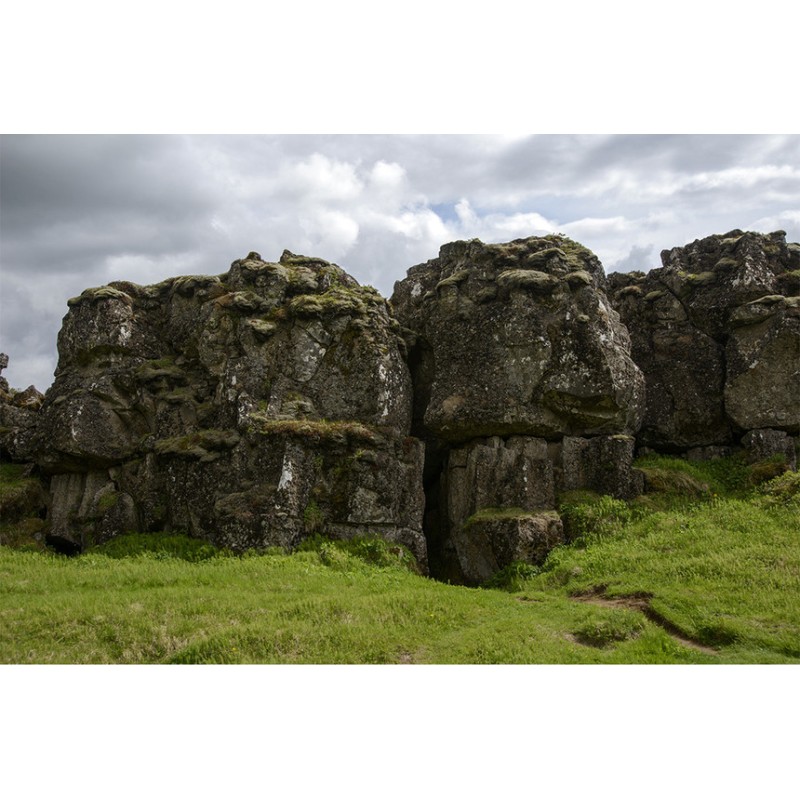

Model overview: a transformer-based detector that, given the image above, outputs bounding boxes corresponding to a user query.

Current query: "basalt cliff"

[1,230,798,583]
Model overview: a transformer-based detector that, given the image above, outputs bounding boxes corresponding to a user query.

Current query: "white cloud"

[283,153,364,202]
[681,165,800,193]
[750,209,800,242]
[561,216,632,237]
[369,160,406,189]
[303,209,360,258]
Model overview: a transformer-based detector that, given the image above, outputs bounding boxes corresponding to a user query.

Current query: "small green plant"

[572,614,645,648]
[559,495,632,542]
[483,561,539,592]
[96,492,120,514]
[634,453,751,495]
[297,534,420,573]
[757,470,800,508]
[303,500,326,534]
[747,455,790,486]
[89,532,224,562]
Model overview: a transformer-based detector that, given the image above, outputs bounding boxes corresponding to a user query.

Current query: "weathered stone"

[0,354,44,462]
[162,425,426,566]
[609,229,800,448]
[392,236,644,442]
[686,445,736,462]
[392,236,646,581]
[426,435,559,584]
[456,511,564,585]
[741,429,797,471]
[725,298,800,433]
[559,435,644,500]
[34,251,426,565]
[6,229,798,585]
[446,436,556,516]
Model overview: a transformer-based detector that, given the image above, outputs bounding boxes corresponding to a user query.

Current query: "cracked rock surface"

[31,251,426,563]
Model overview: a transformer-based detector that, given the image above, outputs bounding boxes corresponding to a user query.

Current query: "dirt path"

[571,587,719,656]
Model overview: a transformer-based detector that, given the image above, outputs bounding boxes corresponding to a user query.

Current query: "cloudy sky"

[2,133,799,391]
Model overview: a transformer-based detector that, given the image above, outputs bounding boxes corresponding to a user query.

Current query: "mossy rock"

[747,457,790,486]
[216,291,268,314]
[748,294,786,306]
[644,290,666,302]
[463,507,560,527]
[497,269,559,293]
[639,467,710,496]
[171,275,222,297]
[524,247,568,268]
[154,429,241,460]
[436,270,471,291]
[250,417,382,447]
[0,465,46,521]
[289,286,379,319]
[136,359,186,385]
[684,271,717,286]
[564,270,593,288]
[286,267,320,294]
[248,319,279,338]
[68,286,133,307]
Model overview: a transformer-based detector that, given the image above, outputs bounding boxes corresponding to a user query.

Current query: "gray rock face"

[33,251,426,565]
[5,229,797,584]
[608,230,800,450]
[740,429,797,471]
[0,353,44,462]
[435,436,563,583]
[456,511,564,585]
[393,236,645,441]
[392,236,646,583]
[558,435,644,500]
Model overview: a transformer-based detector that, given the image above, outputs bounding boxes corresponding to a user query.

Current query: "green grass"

[0,463,46,551]
[0,457,798,664]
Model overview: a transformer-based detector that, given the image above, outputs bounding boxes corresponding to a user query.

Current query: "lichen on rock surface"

[31,251,424,562]
[3,228,797,585]
[608,229,800,449]
[392,235,644,442]
[0,353,44,463]
[392,235,646,583]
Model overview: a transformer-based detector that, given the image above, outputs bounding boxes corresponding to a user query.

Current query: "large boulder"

[392,236,644,441]
[34,251,427,566]
[608,230,800,450]
[392,236,645,583]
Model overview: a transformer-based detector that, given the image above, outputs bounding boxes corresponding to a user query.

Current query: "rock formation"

[607,230,799,467]
[1,230,797,584]
[28,252,426,563]
[0,353,44,462]
[391,235,645,583]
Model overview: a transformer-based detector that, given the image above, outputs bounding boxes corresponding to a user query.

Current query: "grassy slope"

[0,459,798,664]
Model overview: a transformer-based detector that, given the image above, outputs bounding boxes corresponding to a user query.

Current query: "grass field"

[1,458,798,664]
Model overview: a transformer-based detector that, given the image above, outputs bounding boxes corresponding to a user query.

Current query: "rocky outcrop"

[608,230,800,455]
[393,237,644,441]
[391,236,646,583]
[2,229,797,583]
[0,353,44,462]
[31,252,426,565]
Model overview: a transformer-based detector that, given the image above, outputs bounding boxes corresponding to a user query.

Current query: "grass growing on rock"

[0,458,798,664]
